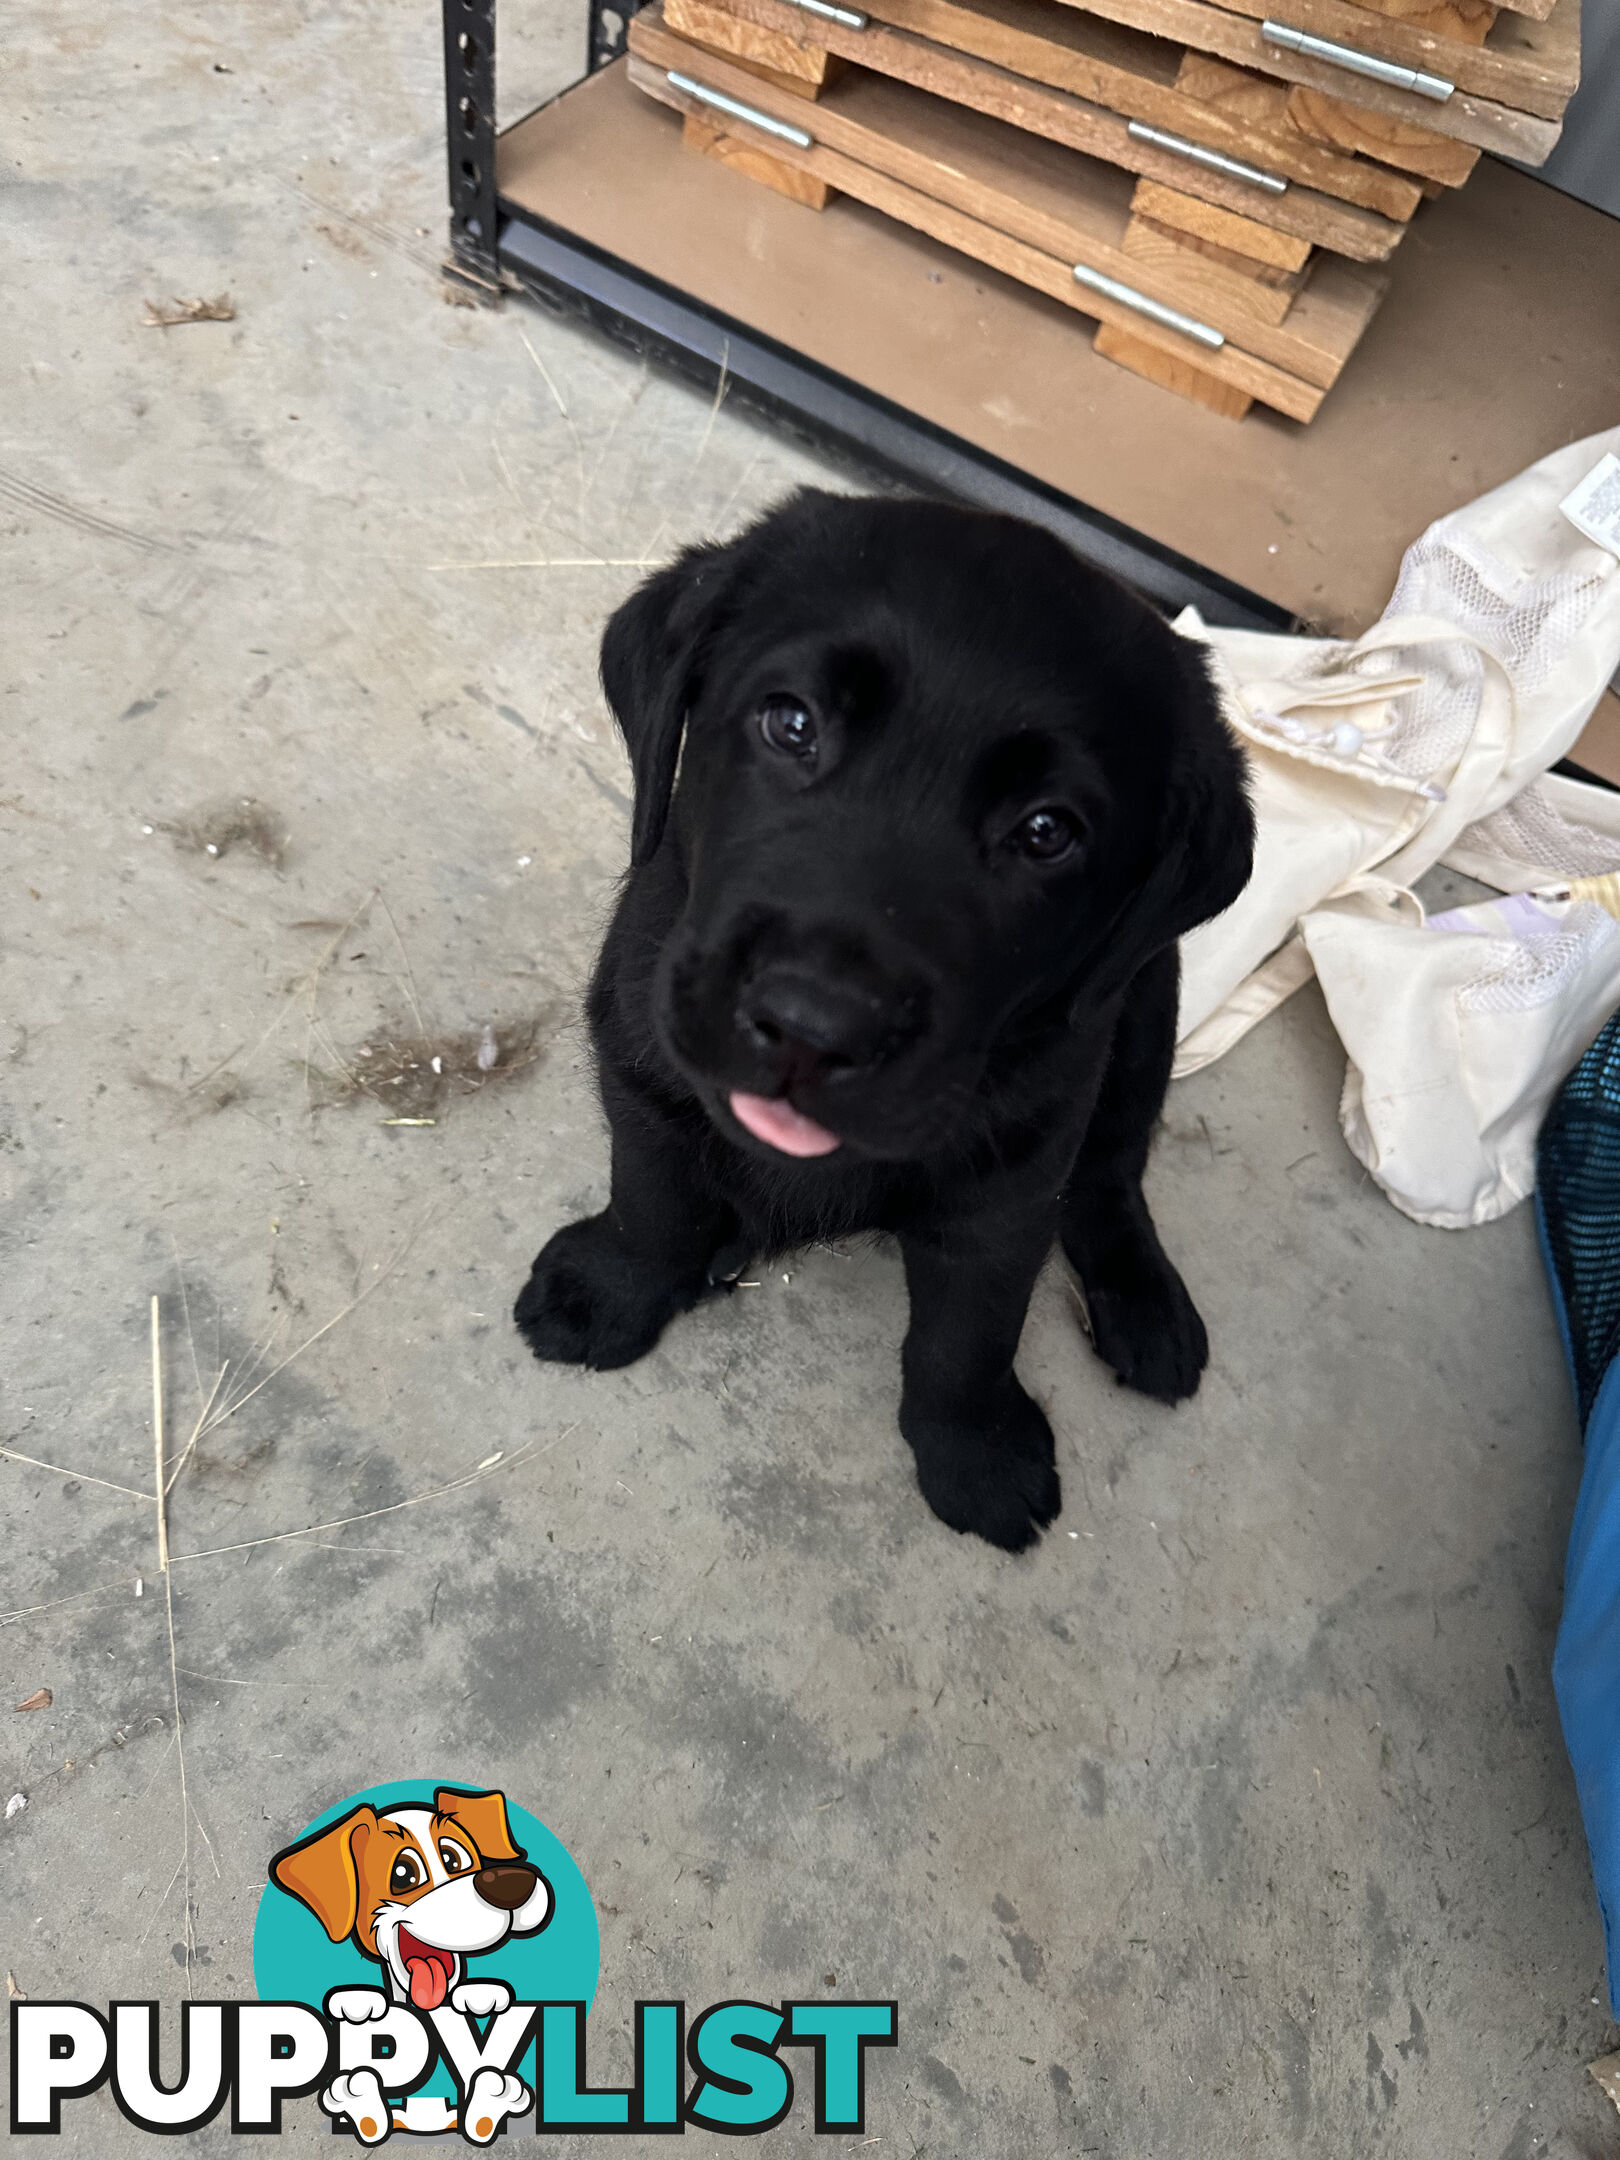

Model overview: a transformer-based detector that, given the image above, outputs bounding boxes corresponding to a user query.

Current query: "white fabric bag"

[1169,426,1620,1227]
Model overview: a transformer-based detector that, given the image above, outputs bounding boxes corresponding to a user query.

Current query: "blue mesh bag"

[1537,1008,1620,2012]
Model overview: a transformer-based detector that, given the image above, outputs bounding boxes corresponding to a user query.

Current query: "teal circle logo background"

[252,1781,599,2103]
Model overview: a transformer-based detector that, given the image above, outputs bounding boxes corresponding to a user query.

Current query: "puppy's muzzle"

[734,963,924,1089]
[474,1863,540,1911]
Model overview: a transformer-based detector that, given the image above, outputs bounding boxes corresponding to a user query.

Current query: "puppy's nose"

[473,1863,538,1910]
[736,966,909,1078]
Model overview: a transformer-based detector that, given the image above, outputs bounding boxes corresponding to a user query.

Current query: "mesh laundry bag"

[1537,1014,1620,2012]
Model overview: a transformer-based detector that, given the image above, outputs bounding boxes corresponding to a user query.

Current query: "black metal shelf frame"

[440,0,1295,632]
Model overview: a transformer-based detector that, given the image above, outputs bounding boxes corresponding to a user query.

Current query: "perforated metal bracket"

[590,0,653,72]
[444,0,501,280]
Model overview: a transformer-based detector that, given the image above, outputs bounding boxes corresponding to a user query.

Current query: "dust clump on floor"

[160,797,287,867]
[318,1014,550,1120]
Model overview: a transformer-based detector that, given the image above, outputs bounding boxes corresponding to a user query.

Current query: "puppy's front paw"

[514,1214,699,1371]
[449,1979,513,2017]
[321,2069,392,2144]
[900,1382,1060,1552]
[461,2068,531,2144]
[1072,1249,1208,1404]
[326,1987,389,2025]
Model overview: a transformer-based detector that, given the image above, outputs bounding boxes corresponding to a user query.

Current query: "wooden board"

[633,10,1389,387]
[495,65,1620,630]
[1094,321,1255,413]
[1195,0,1578,114]
[1034,0,1566,158]
[1121,214,1305,324]
[1328,0,1497,42]
[678,0,1410,256]
[665,0,842,85]
[1285,84,1481,180]
[1131,177,1312,266]
[682,109,837,200]
[860,0,1422,216]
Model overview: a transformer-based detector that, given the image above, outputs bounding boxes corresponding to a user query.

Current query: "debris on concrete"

[5,1972,23,2002]
[5,1794,26,1820]
[319,1015,548,1120]
[143,293,235,326]
[159,798,286,868]
[13,1689,51,1712]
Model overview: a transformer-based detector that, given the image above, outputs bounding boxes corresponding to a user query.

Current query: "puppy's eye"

[439,1840,471,1875]
[390,1852,424,1895]
[1011,808,1083,863]
[758,698,818,760]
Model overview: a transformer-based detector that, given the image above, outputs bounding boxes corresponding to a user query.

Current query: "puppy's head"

[605,491,1252,1162]
[270,1787,553,2009]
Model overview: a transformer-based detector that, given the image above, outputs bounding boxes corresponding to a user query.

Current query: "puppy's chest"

[719,1150,914,1255]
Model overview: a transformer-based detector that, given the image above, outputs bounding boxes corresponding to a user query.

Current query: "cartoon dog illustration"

[270,1786,553,2144]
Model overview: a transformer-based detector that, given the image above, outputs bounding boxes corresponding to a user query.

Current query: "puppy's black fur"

[516,492,1253,1550]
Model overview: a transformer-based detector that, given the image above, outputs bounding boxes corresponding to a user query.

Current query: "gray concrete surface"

[4,2,1618,2154]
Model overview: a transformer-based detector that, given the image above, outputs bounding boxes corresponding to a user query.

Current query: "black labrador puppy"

[516,491,1253,1550]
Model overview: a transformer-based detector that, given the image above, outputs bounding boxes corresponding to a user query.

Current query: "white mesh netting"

[1456,906,1619,1017]
[1454,783,1620,883]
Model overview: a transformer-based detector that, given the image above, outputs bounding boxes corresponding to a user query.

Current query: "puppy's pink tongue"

[407,1958,448,2011]
[729,1090,841,1158]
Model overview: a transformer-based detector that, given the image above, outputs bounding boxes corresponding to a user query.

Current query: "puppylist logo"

[9,1779,897,2144]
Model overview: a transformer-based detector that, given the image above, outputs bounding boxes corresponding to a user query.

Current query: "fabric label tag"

[1426,892,1571,937]
[1560,453,1620,559]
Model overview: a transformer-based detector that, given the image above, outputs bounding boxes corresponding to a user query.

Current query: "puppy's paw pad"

[462,2069,530,2144]
[450,1979,513,2017]
[322,2070,391,2144]
[902,1388,1060,1552]
[1078,1263,1208,1404]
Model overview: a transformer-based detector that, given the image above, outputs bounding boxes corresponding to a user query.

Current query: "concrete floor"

[4,3,1618,2154]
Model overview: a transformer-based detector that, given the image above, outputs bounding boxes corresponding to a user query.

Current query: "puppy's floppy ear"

[1092,641,1254,1000]
[433,1785,522,1864]
[601,537,744,868]
[269,1804,378,1943]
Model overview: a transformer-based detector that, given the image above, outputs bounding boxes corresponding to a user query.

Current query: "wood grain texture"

[666,0,841,83]
[1334,0,1497,46]
[1133,178,1312,266]
[1121,213,1304,322]
[1198,0,1576,110]
[1037,0,1563,158]
[864,0,1422,215]
[1094,321,1255,414]
[628,35,1373,416]
[1285,84,1482,179]
[681,109,838,201]
[676,0,1410,254]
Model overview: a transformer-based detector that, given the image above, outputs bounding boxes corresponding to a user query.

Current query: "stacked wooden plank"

[622,0,1579,420]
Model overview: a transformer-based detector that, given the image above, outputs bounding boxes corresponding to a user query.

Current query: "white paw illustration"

[321,2068,392,2145]
[326,1987,390,2024]
[460,2068,530,2145]
[449,1978,513,2017]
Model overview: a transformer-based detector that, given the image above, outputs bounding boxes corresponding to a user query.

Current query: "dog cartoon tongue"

[398,1929,452,2010]
[729,1090,841,1158]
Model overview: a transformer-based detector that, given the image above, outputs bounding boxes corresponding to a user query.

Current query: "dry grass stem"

[151,1297,169,1575]
[168,1430,566,1567]
[143,294,235,326]
[0,1446,149,1502]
